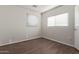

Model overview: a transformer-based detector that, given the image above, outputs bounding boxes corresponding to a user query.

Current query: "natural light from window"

[28,15,38,26]
[48,13,68,26]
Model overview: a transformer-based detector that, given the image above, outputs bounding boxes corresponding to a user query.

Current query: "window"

[47,13,68,26]
[28,15,38,26]
[48,16,55,26]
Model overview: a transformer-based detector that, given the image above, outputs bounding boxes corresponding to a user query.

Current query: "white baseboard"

[0,39,27,46]
[0,35,78,51]
[0,36,41,46]
[27,36,41,41]
[43,36,74,47]
[75,46,79,50]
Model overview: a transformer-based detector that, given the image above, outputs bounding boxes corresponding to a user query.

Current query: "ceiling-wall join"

[15,5,58,13]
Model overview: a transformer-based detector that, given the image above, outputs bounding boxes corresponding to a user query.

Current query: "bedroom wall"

[0,6,41,46]
[41,5,75,46]
[26,9,41,40]
[75,5,79,50]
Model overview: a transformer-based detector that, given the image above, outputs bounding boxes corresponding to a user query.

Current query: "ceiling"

[18,5,58,13]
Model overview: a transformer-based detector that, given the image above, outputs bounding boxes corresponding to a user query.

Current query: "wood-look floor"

[0,38,79,54]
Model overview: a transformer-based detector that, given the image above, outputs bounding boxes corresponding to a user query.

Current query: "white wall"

[75,5,79,50]
[0,6,41,46]
[41,5,75,46]
[26,9,41,40]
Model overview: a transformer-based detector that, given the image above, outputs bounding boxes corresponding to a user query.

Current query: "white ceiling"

[18,5,58,13]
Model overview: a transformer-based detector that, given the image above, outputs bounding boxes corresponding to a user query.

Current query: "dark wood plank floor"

[0,38,79,54]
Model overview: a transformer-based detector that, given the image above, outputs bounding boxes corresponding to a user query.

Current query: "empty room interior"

[0,5,79,54]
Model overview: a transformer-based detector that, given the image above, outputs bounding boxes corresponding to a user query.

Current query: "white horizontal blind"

[48,16,55,26]
[47,13,68,26]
